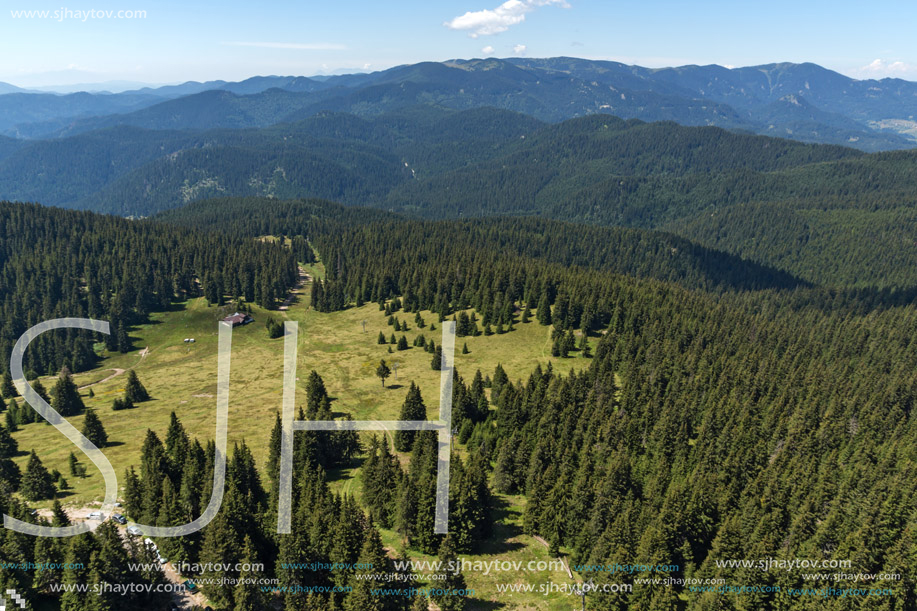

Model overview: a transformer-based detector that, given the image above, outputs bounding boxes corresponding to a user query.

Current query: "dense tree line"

[0,201,298,377]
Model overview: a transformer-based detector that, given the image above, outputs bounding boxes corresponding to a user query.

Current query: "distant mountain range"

[2,58,916,150]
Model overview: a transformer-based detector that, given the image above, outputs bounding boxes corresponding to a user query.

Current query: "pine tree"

[81,408,108,447]
[431,346,443,371]
[537,291,552,326]
[378,331,387,344]
[233,536,264,611]
[124,370,150,403]
[51,367,85,417]
[21,450,56,501]
[1,372,17,398]
[397,335,409,351]
[0,421,17,458]
[462,342,469,354]
[198,510,239,609]
[394,383,427,452]
[123,467,143,519]
[266,317,284,339]
[32,378,51,405]
[68,451,79,476]
[51,499,71,526]
[376,360,392,387]
[116,321,130,353]
[521,301,532,323]
[60,533,98,611]
[111,395,134,411]
[432,536,468,610]
[345,523,388,611]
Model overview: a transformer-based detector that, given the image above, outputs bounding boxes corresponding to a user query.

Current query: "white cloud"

[444,0,569,38]
[481,45,495,56]
[513,44,527,55]
[859,58,917,78]
[223,42,347,51]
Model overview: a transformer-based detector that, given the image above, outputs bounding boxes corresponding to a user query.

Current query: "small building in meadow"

[222,312,253,327]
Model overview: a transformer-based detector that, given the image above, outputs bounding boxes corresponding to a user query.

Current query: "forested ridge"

[5,105,917,289]
[157,197,917,609]
[3,180,917,610]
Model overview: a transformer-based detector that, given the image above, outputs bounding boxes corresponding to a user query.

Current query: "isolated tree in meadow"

[111,396,134,411]
[21,450,56,501]
[266,316,283,339]
[376,360,392,387]
[377,331,387,344]
[68,451,80,477]
[397,335,409,351]
[51,367,85,417]
[431,346,443,371]
[124,370,150,403]
[81,408,108,447]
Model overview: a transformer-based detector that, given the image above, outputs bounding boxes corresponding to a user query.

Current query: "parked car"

[157,555,168,564]
[126,525,142,536]
[112,513,127,524]
[183,579,199,593]
[87,511,103,520]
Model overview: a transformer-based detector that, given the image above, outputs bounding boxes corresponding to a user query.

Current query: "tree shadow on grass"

[476,494,525,555]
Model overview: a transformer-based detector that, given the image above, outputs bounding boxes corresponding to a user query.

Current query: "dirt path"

[78,368,125,390]
[78,347,150,390]
[279,266,311,312]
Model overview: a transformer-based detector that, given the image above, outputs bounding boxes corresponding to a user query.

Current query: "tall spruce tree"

[1,372,18,398]
[124,370,150,403]
[81,408,108,447]
[21,450,56,501]
[394,383,427,452]
[51,367,84,417]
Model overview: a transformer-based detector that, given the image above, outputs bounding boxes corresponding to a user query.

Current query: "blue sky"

[2,0,917,88]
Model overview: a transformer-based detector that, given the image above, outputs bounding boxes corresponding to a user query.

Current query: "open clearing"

[10,263,593,610]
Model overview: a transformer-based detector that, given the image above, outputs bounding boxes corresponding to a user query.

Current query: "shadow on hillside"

[476,495,524,555]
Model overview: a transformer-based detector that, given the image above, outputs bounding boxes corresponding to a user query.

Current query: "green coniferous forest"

[3,105,917,611]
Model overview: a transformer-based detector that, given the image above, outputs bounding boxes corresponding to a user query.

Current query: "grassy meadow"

[9,265,594,609]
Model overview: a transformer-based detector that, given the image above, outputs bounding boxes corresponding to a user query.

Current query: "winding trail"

[77,346,150,390]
